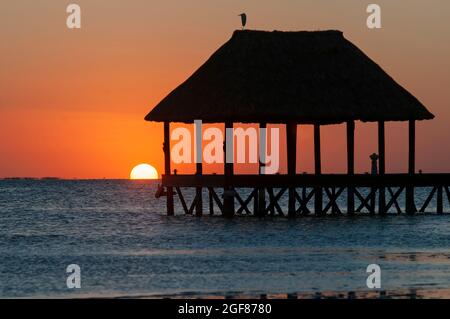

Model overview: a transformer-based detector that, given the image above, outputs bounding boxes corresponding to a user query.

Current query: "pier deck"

[161,173,450,216]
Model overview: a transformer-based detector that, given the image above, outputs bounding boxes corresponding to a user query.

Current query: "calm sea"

[1,179,450,298]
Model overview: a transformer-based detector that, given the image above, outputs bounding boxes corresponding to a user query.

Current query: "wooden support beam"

[209,188,214,215]
[295,187,314,215]
[236,189,257,215]
[257,123,267,216]
[437,186,443,214]
[287,122,297,217]
[195,186,203,216]
[347,121,355,174]
[195,163,203,216]
[224,121,234,176]
[195,122,203,216]
[408,120,416,175]
[378,121,386,215]
[386,187,404,214]
[324,187,344,214]
[355,187,377,213]
[314,124,322,175]
[347,121,355,215]
[314,124,323,215]
[253,187,259,216]
[446,187,450,209]
[164,122,174,216]
[266,188,287,216]
[223,121,235,218]
[163,173,450,189]
[378,121,386,175]
[419,187,437,213]
[175,186,189,214]
[287,123,297,175]
[208,187,224,213]
[406,120,416,214]
[369,188,376,214]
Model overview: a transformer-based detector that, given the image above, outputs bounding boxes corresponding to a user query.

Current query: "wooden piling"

[257,123,267,216]
[195,120,203,216]
[209,188,214,215]
[196,162,203,217]
[163,173,449,216]
[223,121,235,218]
[406,120,416,214]
[164,122,174,216]
[287,122,297,217]
[437,186,443,214]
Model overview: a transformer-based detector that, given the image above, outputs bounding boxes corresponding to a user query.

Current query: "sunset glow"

[130,164,158,180]
[0,1,449,179]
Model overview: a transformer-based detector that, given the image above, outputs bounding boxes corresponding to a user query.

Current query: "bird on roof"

[238,13,246,29]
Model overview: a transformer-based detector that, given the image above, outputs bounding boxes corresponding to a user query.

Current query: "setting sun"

[130,164,159,180]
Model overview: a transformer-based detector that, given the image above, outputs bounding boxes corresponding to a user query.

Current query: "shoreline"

[13,288,450,299]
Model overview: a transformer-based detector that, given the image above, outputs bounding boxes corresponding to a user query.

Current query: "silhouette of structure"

[145,30,449,217]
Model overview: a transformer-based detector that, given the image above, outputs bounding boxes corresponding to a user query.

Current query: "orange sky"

[1,0,449,178]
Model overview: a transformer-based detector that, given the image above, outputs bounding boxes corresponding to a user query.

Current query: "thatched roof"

[145,30,434,124]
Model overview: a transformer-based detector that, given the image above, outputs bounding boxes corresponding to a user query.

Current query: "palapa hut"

[145,30,440,218]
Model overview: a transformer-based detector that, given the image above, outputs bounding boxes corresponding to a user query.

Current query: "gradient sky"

[1,0,449,178]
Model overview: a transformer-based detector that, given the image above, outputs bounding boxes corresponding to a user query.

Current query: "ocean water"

[1,179,450,298]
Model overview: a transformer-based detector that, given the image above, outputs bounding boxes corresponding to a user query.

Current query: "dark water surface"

[1,180,450,298]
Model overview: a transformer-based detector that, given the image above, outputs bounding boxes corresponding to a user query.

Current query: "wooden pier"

[144,30,444,217]
[162,173,450,216]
